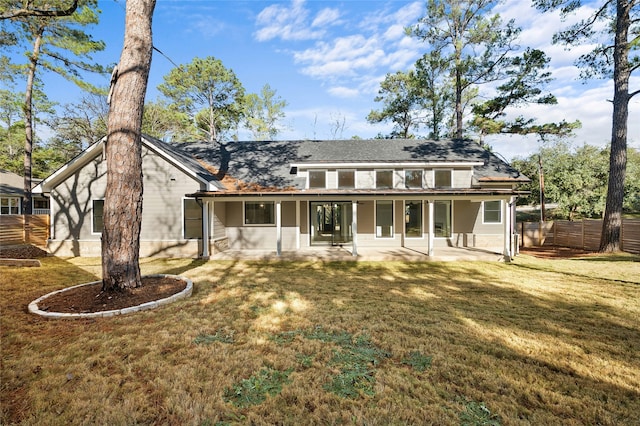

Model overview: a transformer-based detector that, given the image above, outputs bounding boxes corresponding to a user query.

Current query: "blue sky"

[9,0,640,160]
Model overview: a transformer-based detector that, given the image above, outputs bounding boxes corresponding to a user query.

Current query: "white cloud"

[359,1,423,32]
[189,16,227,39]
[328,86,361,98]
[255,0,424,98]
[293,35,387,78]
[312,8,342,28]
[254,0,324,41]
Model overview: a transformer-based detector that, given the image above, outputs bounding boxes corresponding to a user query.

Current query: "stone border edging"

[28,274,193,319]
[0,258,41,267]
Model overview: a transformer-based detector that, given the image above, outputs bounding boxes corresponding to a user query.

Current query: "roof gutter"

[186,189,528,198]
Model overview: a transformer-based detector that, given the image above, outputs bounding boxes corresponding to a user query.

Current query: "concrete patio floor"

[210,246,507,262]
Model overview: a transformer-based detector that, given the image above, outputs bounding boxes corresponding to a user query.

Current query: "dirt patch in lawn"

[520,246,598,258]
[36,276,187,314]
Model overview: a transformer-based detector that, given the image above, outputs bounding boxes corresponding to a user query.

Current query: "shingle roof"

[172,138,529,190]
[144,136,226,190]
[0,169,24,196]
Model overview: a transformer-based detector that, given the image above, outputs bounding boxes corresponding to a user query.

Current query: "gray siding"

[212,202,226,240]
[50,145,203,256]
[51,154,107,242]
[139,148,202,240]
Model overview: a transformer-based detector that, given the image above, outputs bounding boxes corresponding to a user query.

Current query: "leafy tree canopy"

[512,142,640,220]
[158,56,245,143]
[243,84,288,141]
[367,70,425,139]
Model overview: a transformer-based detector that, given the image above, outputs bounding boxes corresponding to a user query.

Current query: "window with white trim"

[308,170,326,189]
[405,170,423,188]
[0,197,20,215]
[483,200,502,224]
[376,170,393,189]
[434,200,451,238]
[338,170,355,189]
[434,169,452,188]
[92,200,104,234]
[245,201,275,225]
[404,201,422,237]
[183,198,203,238]
[376,200,393,238]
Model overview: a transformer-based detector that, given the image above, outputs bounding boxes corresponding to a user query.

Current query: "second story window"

[309,170,326,189]
[434,169,452,188]
[338,170,355,189]
[376,170,393,189]
[405,170,423,188]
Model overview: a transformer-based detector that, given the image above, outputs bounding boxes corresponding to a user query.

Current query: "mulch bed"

[37,276,187,314]
[0,244,49,259]
[3,245,187,314]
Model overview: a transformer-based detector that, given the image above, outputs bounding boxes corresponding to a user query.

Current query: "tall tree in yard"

[1,0,105,214]
[158,56,245,143]
[243,84,288,141]
[101,0,156,291]
[534,0,639,252]
[409,0,520,138]
[470,48,581,142]
[367,70,426,139]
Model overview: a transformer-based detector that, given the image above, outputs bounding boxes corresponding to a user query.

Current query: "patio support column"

[503,198,512,261]
[202,200,209,259]
[428,200,434,256]
[276,200,282,256]
[352,200,358,256]
[295,200,300,250]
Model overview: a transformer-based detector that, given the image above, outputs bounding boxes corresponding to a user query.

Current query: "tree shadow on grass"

[255,259,640,423]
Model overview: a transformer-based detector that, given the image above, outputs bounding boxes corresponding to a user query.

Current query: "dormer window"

[376,170,393,189]
[434,169,452,188]
[309,170,326,189]
[338,170,355,189]
[405,170,423,188]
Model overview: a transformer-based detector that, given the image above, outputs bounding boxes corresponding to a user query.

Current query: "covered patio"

[209,245,507,262]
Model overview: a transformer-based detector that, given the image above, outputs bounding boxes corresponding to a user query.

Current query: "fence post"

[537,221,540,246]
[621,219,624,252]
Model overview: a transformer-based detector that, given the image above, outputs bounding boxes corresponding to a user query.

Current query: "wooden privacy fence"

[0,215,50,247]
[518,219,640,254]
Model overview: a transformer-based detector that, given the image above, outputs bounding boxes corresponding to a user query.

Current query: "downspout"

[503,197,513,262]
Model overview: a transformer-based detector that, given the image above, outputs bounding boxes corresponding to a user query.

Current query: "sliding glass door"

[310,202,353,245]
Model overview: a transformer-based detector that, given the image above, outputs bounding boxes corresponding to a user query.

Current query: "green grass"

[1,254,639,425]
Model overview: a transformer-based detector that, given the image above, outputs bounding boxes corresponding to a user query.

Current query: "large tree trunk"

[455,66,463,139]
[23,25,44,216]
[599,0,630,252]
[101,0,156,291]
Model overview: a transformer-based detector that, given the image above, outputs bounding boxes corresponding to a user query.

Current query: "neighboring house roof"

[0,169,24,197]
[0,170,45,209]
[177,138,529,193]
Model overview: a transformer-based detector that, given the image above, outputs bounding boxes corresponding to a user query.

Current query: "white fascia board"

[32,137,106,194]
[141,136,219,192]
[291,162,485,169]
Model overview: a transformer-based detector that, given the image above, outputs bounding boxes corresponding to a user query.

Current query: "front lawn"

[1,254,639,425]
